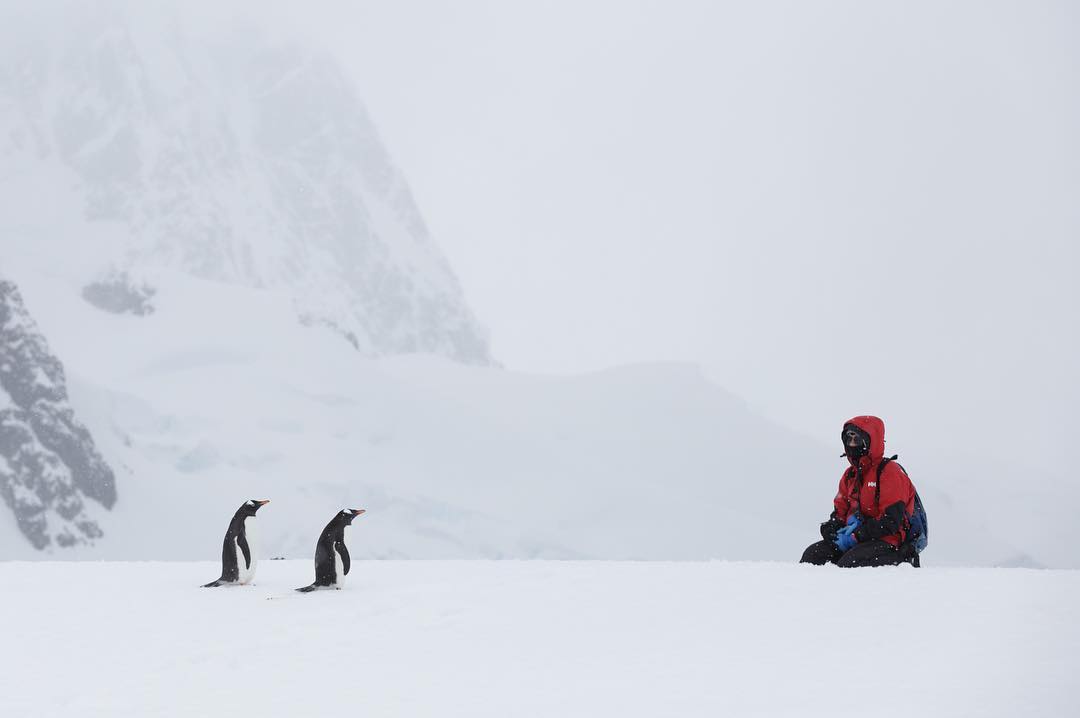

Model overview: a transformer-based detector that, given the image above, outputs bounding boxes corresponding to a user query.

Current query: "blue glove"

[835,527,858,552]
[834,514,861,552]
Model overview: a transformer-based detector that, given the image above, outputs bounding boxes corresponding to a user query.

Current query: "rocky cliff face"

[0,278,116,548]
[0,1,491,363]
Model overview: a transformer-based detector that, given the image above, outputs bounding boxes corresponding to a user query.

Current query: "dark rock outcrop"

[0,278,116,548]
[81,272,156,316]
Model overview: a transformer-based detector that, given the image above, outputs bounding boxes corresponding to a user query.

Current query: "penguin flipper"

[237,532,252,570]
[337,541,351,575]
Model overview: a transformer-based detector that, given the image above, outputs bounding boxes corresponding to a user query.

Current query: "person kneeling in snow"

[801,415,916,568]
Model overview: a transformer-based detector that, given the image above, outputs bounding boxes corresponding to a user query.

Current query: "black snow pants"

[800,539,905,568]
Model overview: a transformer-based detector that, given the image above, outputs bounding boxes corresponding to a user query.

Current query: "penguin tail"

[295,584,318,593]
[202,579,226,588]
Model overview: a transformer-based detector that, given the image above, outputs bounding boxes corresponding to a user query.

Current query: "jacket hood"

[844,415,886,464]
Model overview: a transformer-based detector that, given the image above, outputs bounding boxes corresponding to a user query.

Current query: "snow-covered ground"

[1,560,1075,717]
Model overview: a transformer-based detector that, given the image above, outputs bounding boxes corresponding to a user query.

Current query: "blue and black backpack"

[876,455,929,567]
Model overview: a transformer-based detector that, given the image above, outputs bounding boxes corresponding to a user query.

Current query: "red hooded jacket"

[833,415,915,548]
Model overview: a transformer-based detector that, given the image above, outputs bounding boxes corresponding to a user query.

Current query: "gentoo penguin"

[201,499,270,587]
[295,508,366,592]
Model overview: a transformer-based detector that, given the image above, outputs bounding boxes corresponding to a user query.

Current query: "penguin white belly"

[333,548,344,588]
[235,521,258,584]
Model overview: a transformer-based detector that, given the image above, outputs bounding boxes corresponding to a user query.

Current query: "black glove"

[820,515,845,541]
[855,501,906,542]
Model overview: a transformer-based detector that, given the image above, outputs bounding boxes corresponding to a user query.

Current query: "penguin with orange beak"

[296,509,366,592]
[202,499,270,587]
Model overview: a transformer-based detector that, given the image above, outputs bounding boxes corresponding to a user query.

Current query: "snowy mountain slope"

[1,265,815,561]
[1,560,1075,718]
[0,266,1041,567]
[0,277,115,548]
[0,1,489,363]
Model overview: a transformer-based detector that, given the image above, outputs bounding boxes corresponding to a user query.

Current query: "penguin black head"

[339,508,366,525]
[239,499,270,517]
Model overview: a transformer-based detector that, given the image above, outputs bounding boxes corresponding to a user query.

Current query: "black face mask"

[842,425,871,462]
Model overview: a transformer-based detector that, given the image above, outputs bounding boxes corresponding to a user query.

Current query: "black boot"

[800,540,843,565]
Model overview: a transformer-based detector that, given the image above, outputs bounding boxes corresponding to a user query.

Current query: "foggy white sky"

[269,0,1078,473]
[121,1,1080,473]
